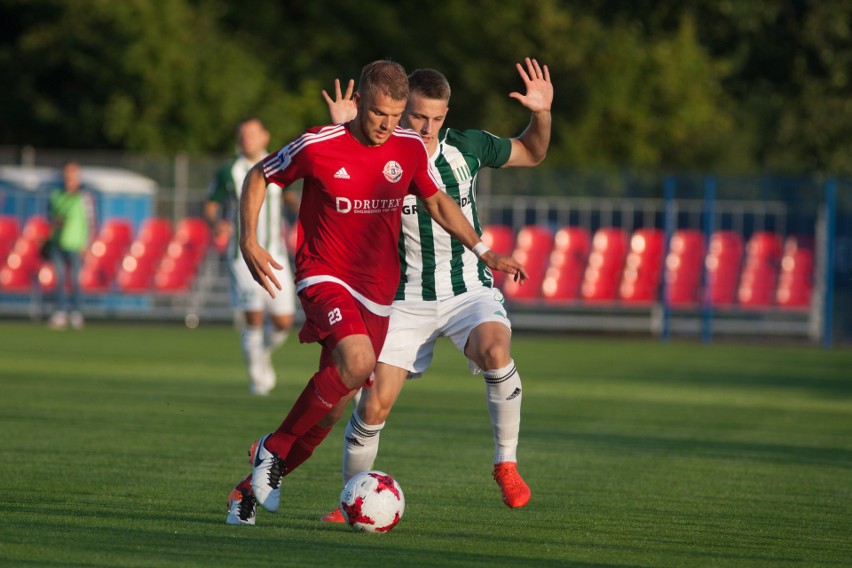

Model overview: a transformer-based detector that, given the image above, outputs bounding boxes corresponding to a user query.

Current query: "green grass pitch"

[0,320,850,567]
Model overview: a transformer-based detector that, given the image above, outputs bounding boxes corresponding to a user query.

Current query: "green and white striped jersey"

[208,155,285,260]
[395,128,512,301]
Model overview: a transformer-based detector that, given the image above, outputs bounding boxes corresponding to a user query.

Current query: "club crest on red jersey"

[383,161,403,183]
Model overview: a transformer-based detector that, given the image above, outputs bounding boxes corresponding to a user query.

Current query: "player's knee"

[360,396,392,425]
[271,314,294,331]
[476,343,511,371]
[339,354,376,386]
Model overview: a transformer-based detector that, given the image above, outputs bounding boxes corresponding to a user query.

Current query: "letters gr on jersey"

[336,197,404,214]
[402,195,472,216]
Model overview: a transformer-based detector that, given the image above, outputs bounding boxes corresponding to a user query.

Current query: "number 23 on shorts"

[328,307,343,325]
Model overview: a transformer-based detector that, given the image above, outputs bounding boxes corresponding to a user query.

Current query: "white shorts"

[378,286,511,376]
[229,255,295,315]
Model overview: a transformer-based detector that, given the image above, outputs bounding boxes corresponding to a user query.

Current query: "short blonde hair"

[358,60,409,102]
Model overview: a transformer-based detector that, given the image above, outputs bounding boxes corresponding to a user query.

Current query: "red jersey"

[262,122,441,313]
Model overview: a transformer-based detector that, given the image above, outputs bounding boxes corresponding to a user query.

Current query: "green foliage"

[1,0,850,174]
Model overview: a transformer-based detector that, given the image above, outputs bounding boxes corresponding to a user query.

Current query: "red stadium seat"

[0,263,32,291]
[98,218,133,248]
[0,216,20,261]
[481,225,515,256]
[663,229,705,306]
[147,218,211,293]
[116,260,155,293]
[502,225,552,301]
[22,216,51,242]
[0,217,53,292]
[776,235,813,308]
[581,228,628,302]
[115,218,174,293]
[541,226,590,302]
[37,262,57,291]
[172,217,211,265]
[619,228,665,303]
[137,217,173,248]
[737,231,782,307]
[77,219,134,293]
[705,231,743,307]
[480,225,515,288]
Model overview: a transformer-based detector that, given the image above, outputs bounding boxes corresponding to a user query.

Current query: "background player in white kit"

[205,117,298,396]
[319,57,552,519]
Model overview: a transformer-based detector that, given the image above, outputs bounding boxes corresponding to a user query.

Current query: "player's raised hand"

[322,78,357,124]
[509,57,552,113]
[481,250,529,284]
[239,240,284,298]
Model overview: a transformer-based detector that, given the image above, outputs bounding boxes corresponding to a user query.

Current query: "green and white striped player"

[323,58,553,516]
[205,118,298,396]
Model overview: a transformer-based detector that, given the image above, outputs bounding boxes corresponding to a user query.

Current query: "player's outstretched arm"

[239,164,284,297]
[322,78,358,124]
[420,191,528,283]
[503,57,553,168]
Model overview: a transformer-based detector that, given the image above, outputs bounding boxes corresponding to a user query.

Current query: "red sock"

[234,474,252,492]
[264,365,352,457]
[284,423,334,476]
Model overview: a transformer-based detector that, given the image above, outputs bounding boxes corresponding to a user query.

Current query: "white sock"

[341,411,384,487]
[240,326,265,382]
[483,359,522,464]
[264,323,289,352]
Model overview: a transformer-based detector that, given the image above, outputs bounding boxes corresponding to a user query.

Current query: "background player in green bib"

[205,118,298,395]
[47,161,96,330]
[322,57,552,516]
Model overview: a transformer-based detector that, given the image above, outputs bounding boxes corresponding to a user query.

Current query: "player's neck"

[346,120,370,147]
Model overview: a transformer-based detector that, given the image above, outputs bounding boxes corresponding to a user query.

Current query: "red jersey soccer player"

[237,60,526,518]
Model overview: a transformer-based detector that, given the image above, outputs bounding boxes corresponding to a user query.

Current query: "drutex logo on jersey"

[336,197,404,214]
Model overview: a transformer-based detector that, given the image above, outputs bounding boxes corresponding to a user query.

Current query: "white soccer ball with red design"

[340,470,405,533]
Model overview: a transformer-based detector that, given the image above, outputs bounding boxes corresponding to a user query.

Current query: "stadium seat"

[153,256,194,292]
[0,216,20,261]
[663,229,705,306]
[776,235,813,308]
[541,226,590,302]
[98,218,133,248]
[0,262,32,291]
[115,218,173,293]
[37,262,57,291]
[0,229,47,292]
[481,225,515,288]
[581,227,628,302]
[116,258,155,293]
[172,217,211,265]
[137,217,173,247]
[502,225,552,301]
[737,231,782,307]
[705,231,743,307]
[79,218,134,292]
[21,216,51,242]
[619,228,665,303]
[149,218,211,293]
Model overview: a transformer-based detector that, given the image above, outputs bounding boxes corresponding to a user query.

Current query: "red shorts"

[298,282,389,359]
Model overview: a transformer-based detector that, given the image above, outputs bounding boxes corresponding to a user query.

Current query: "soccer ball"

[340,470,405,533]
